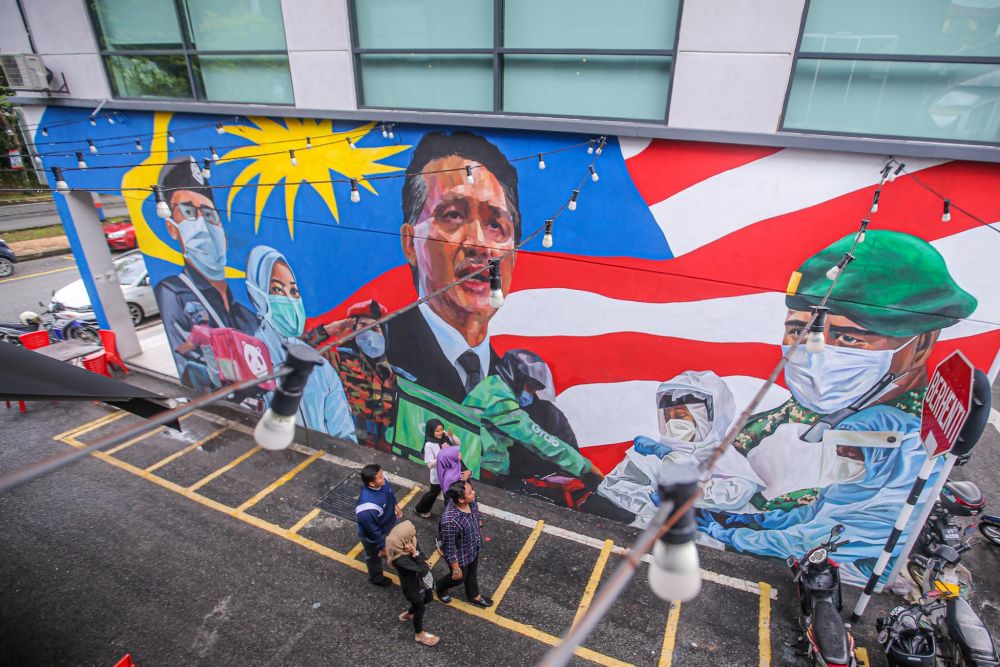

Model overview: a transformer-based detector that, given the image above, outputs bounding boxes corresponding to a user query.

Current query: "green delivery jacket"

[462,375,593,478]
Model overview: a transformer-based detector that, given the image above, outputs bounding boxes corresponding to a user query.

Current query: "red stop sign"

[920,350,975,459]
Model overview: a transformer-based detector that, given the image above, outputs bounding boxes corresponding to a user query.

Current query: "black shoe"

[369,578,391,587]
[436,591,452,604]
[469,596,493,608]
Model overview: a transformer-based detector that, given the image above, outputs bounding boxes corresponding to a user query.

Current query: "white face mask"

[782,337,916,414]
[178,216,227,281]
[662,418,697,442]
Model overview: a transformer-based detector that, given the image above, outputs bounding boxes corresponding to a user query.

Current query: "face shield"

[656,390,713,441]
[497,349,557,402]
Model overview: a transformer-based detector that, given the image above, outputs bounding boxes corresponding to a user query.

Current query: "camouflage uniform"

[733,389,925,511]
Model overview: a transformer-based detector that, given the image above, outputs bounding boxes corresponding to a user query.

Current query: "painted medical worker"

[245,245,357,442]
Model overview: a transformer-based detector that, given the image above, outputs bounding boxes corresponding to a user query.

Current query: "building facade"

[3,0,999,587]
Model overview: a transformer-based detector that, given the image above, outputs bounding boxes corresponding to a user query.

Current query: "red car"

[103,220,137,251]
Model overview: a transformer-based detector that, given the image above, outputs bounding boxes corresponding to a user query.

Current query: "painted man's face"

[166,190,219,252]
[401,155,516,329]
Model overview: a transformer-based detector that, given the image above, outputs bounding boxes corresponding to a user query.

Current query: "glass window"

[355,0,492,49]
[801,0,1000,58]
[90,0,292,104]
[503,0,679,50]
[785,59,1000,143]
[115,253,147,285]
[360,54,493,112]
[193,55,293,104]
[104,55,193,99]
[504,55,671,120]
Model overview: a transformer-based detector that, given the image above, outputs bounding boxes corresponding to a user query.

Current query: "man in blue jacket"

[356,464,401,586]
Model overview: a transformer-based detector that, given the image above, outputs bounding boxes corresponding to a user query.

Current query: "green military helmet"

[786,230,977,337]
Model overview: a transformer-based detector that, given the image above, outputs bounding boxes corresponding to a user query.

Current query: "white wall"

[281,0,357,110]
[669,0,806,134]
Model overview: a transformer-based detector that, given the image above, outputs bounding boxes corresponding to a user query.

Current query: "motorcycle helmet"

[19,311,40,326]
[496,349,556,401]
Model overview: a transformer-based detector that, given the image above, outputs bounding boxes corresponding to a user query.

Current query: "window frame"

[347,0,683,123]
[778,0,1000,146]
[87,0,295,105]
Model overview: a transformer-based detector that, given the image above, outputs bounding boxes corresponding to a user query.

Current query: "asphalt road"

[0,196,128,232]
[0,253,80,322]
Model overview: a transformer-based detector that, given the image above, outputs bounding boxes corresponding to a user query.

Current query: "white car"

[51,250,159,326]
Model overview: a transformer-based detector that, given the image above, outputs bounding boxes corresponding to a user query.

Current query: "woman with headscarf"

[436,446,470,500]
[245,245,356,442]
[386,520,438,646]
[413,419,461,518]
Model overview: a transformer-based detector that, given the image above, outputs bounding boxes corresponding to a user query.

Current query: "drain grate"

[314,474,361,521]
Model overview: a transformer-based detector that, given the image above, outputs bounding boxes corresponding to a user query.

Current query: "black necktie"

[457,349,483,393]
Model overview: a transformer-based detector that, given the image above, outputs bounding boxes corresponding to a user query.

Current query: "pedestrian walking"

[414,419,463,518]
[386,520,439,646]
[355,463,401,586]
[435,480,492,607]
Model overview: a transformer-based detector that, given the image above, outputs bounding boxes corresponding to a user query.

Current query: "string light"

[870,189,880,214]
[306,136,312,150]
[153,185,170,219]
[488,259,504,308]
[89,115,96,127]
[825,252,855,281]
[32,155,42,169]
[107,115,116,125]
[53,167,68,192]
[167,131,175,144]
[856,218,870,244]
[587,141,594,155]
[289,149,297,166]
[202,158,212,180]
[41,127,48,137]
[888,162,904,183]
[216,122,225,135]
[135,139,143,152]
[350,178,360,203]
[879,163,892,184]
[381,125,388,139]
[568,189,579,211]
[465,165,475,184]
[388,125,394,139]
[87,139,97,154]
[210,146,220,161]
[347,137,355,150]
[542,219,554,248]
[589,165,599,182]
[806,305,829,354]
[595,137,606,156]
[942,199,952,222]
[537,154,546,170]
[76,152,87,169]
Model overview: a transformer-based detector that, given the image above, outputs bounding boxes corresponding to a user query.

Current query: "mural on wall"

[35,107,1000,585]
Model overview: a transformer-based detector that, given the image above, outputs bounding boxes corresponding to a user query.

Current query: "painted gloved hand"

[633,435,673,459]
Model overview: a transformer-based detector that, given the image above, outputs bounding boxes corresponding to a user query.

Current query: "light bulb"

[648,540,702,603]
[870,190,880,214]
[88,139,97,154]
[89,115,97,127]
[53,167,68,193]
[806,331,825,354]
[76,152,87,169]
[825,264,842,281]
[595,141,604,156]
[587,143,594,155]
[32,155,42,168]
[388,129,394,139]
[542,232,553,248]
[107,115,116,125]
[537,154,546,170]
[381,126,388,138]
[347,137,355,150]
[211,146,219,161]
[202,159,211,180]
[167,131,175,144]
[942,199,951,222]
[590,165,599,182]
[289,149,297,166]
[306,136,312,149]
[568,190,579,212]
[253,408,296,451]
[488,261,504,308]
[466,165,475,184]
[489,286,504,308]
[856,231,866,243]
[135,140,143,151]
[889,163,905,182]
[41,127,48,137]
[350,179,360,203]
[216,122,225,135]
[154,186,171,219]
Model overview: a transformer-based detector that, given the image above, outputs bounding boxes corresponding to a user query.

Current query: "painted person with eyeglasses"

[386,132,520,404]
[153,156,257,390]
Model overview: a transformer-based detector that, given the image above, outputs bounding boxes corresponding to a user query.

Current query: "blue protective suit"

[699,404,944,585]
[245,246,357,442]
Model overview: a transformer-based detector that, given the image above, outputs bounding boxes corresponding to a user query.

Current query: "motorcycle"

[0,304,99,346]
[786,523,858,667]
[876,603,937,667]
[978,515,1000,548]
[907,480,985,595]
[900,552,1000,666]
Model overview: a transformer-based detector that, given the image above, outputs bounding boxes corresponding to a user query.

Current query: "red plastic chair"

[112,655,134,667]
[5,400,26,413]
[82,350,111,377]
[99,329,128,375]
[19,330,50,350]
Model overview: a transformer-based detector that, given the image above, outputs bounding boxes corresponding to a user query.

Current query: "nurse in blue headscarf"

[246,245,357,443]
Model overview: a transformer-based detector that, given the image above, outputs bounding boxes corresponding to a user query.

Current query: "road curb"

[15,247,72,262]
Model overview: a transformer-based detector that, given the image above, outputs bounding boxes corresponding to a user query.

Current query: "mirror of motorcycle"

[785,555,796,567]
[832,524,845,535]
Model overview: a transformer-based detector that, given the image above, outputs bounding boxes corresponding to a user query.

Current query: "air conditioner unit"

[0,53,50,91]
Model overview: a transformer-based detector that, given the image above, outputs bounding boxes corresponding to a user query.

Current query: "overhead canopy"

[0,342,177,424]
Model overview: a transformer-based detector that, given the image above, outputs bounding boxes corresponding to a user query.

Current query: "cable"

[897,163,1000,237]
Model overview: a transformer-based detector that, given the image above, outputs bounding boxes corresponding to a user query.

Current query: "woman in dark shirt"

[386,520,439,646]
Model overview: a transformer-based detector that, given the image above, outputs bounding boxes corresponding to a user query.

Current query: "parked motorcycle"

[876,603,937,667]
[897,552,1000,666]
[978,515,1000,548]
[0,306,99,346]
[907,480,985,595]
[786,523,858,667]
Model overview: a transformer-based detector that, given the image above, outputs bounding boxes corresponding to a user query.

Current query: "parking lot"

[1,395,915,666]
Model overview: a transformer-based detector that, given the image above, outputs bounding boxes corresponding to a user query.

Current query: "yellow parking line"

[144,426,228,473]
[64,445,631,667]
[106,426,166,455]
[490,519,545,610]
[573,538,614,628]
[289,507,320,535]
[187,446,259,491]
[427,549,442,569]
[0,265,75,284]
[855,647,870,667]
[237,449,324,512]
[54,411,127,444]
[347,484,423,560]
[658,602,682,667]
[758,581,773,667]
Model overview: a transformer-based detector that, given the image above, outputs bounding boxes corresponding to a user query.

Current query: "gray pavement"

[1,370,999,666]
[0,253,79,322]
[0,195,127,232]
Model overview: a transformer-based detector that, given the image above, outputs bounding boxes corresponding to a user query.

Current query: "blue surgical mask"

[267,294,305,338]
[518,390,534,407]
[782,337,916,413]
[356,329,385,358]
[178,216,227,281]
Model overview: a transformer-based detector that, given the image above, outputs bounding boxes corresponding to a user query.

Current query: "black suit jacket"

[385,306,498,404]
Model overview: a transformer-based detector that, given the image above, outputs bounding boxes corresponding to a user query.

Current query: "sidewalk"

[7,235,70,261]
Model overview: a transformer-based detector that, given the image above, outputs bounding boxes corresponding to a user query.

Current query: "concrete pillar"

[53,190,141,357]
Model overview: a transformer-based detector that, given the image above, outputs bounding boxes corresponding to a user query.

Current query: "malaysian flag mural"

[36,107,1000,585]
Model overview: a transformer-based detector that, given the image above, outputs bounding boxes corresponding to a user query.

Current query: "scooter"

[978,515,1000,548]
[786,523,858,667]
[876,603,937,667]
[908,480,985,596]
[905,552,1000,666]
[0,304,99,346]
